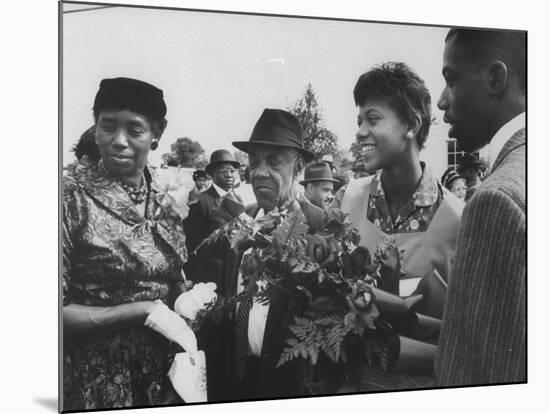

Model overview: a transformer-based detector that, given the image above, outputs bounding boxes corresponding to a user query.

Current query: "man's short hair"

[353,62,432,148]
[445,28,526,93]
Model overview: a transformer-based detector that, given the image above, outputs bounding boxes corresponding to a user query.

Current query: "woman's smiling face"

[355,100,410,173]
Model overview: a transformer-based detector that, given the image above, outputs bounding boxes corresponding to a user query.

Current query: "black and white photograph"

[7,0,547,413]
[56,1,529,412]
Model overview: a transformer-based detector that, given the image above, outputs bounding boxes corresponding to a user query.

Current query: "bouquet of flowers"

[195,205,403,370]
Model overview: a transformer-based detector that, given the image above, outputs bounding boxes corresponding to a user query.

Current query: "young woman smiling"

[337,63,464,391]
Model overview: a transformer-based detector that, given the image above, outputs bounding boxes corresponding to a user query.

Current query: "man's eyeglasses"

[215,168,237,176]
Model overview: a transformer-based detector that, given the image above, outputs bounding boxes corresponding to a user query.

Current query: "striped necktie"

[234,295,253,378]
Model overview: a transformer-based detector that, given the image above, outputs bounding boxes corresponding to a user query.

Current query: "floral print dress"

[339,164,464,291]
[62,157,187,411]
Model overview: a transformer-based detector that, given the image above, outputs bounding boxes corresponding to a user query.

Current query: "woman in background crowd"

[457,153,483,201]
[441,168,467,201]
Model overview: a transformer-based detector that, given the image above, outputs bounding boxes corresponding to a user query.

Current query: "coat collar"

[369,162,440,208]
[205,184,222,200]
[491,128,526,174]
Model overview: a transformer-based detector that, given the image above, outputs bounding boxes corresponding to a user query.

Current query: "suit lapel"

[491,128,526,174]
[205,185,221,201]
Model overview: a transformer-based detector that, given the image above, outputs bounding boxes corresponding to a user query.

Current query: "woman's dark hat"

[299,162,340,186]
[205,149,240,175]
[93,77,167,123]
[232,108,314,162]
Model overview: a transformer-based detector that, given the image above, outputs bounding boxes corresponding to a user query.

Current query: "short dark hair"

[353,62,432,148]
[446,28,526,93]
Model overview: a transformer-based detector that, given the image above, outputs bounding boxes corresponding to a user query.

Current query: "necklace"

[98,160,148,204]
[120,177,148,204]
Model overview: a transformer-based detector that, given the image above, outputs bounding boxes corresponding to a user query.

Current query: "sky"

[62,3,450,166]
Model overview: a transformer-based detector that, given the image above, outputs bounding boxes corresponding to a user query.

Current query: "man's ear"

[487,60,508,95]
[294,156,304,176]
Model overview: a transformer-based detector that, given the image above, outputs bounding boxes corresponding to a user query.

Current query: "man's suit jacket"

[183,185,223,253]
[183,186,245,286]
[435,129,526,386]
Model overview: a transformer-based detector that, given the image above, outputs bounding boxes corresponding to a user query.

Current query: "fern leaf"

[272,210,309,244]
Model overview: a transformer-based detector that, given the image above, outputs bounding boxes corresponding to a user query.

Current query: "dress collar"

[369,163,439,208]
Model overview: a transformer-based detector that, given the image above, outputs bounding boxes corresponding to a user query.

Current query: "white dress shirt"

[488,112,526,170]
[236,209,270,357]
[211,182,228,198]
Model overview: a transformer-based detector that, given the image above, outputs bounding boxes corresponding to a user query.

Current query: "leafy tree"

[288,84,339,160]
[161,137,207,168]
[233,150,249,166]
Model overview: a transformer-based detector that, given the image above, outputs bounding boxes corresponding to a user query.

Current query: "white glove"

[145,300,198,352]
[174,282,217,320]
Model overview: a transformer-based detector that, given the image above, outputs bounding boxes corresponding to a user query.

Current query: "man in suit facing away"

[435,28,526,386]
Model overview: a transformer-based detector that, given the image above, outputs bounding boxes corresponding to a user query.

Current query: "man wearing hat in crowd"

[182,150,246,401]
[320,154,337,174]
[183,149,242,253]
[198,108,328,401]
[300,162,339,210]
[183,149,244,302]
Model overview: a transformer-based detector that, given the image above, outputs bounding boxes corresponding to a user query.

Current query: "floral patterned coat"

[62,157,187,411]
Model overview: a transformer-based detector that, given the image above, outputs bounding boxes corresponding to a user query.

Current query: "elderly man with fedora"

[300,162,339,210]
[198,108,331,401]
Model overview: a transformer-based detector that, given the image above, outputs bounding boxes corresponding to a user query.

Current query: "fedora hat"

[204,149,240,175]
[299,162,340,186]
[232,108,314,162]
[320,154,335,167]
